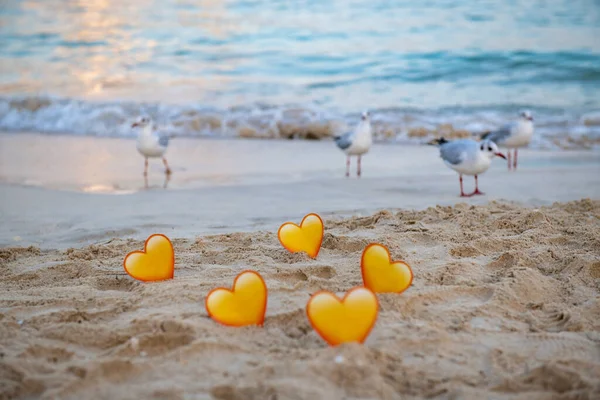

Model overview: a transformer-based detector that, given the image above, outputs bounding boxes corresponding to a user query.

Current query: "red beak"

[528,116,534,121]
[495,152,507,159]
[131,122,139,128]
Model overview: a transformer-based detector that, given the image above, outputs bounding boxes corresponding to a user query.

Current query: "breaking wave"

[1,96,600,150]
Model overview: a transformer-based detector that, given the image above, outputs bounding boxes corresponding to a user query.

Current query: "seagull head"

[480,140,506,160]
[361,110,371,121]
[519,110,533,122]
[131,116,151,128]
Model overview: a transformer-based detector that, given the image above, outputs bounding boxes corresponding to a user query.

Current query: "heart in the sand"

[278,213,324,259]
[306,287,378,346]
[205,270,267,327]
[123,234,175,282]
[361,243,413,294]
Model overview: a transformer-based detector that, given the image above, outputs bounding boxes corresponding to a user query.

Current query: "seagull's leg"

[346,156,350,178]
[459,175,469,197]
[162,157,172,175]
[513,149,518,170]
[507,151,512,171]
[472,175,485,195]
[357,155,362,178]
[144,157,148,177]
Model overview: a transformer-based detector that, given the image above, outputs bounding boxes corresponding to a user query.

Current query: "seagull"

[431,137,506,197]
[334,111,373,177]
[131,116,171,177]
[480,110,534,171]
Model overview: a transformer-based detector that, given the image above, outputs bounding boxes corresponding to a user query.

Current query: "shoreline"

[2,132,599,192]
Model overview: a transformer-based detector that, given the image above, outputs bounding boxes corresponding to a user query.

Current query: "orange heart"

[278,213,324,259]
[123,234,174,282]
[306,287,378,346]
[205,270,267,327]
[361,243,413,294]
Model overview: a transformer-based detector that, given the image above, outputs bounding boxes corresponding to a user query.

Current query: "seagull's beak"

[495,152,507,159]
[527,116,534,121]
[131,122,139,128]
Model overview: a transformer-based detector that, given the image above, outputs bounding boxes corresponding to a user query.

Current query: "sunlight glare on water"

[1,0,599,148]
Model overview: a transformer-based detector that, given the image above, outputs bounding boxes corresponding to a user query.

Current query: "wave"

[1,96,599,150]
[304,51,600,88]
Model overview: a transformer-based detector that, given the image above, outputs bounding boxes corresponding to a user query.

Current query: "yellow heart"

[278,213,324,259]
[123,234,174,282]
[205,271,267,327]
[361,243,413,294]
[306,287,378,346]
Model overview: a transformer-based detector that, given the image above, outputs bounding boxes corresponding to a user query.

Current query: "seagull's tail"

[427,137,449,146]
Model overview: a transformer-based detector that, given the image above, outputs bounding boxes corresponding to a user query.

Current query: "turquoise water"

[1,0,600,148]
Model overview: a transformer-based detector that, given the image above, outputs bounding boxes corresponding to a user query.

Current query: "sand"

[1,199,600,400]
[1,133,600,399]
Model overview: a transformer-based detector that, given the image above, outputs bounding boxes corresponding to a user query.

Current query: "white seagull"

[334,111,373,177]
[131,116,171,177]
[432,138,506,197]
[480,110,534,171]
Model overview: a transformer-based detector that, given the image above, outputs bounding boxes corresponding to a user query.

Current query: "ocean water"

[1,0,600,149]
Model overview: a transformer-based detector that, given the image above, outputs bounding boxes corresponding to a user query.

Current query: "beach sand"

[2,200,599,399]
[1,133,600,399]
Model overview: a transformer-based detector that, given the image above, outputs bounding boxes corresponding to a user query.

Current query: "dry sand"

[2,199,599,400]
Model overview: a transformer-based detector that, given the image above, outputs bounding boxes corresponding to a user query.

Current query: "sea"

[1,0,600,149]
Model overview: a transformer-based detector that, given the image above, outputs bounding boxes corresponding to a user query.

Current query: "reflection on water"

[81,183,136,195]
[143,172,170,190]
[1,0,599,109]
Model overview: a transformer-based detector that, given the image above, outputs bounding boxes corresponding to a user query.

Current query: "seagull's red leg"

[472,175,485,195]
[162,157,172,175]
[357,155,362,177]
[346,156,350,177]
[507,151,512,170]
[513,149,518,170]
[459,175,469,197]
[144,157,148,177]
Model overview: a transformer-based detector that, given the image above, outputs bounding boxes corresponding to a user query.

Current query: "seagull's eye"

[488,146,493,151]
[480,144,485,151]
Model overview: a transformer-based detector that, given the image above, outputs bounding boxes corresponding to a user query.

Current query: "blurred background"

[1,0,600,149]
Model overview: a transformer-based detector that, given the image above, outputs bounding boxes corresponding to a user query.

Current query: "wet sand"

[1,133,599,248]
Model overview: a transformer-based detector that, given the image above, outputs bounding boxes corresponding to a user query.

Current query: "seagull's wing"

[334,131,354,150]
[440,140,469,165]
[158,134,169,147]
[480,122,514,144]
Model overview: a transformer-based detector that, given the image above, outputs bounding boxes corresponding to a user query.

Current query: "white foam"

[0,96,598,150]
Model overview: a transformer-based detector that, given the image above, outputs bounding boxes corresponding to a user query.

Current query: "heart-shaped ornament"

[361,243,413,294]
[123,234,175,282]
[278,213,324,259]
[306,287,378,346]
[205,270,267,327]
